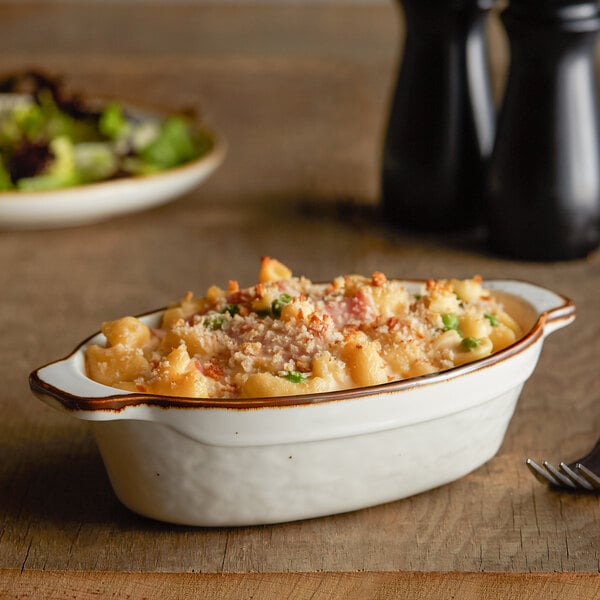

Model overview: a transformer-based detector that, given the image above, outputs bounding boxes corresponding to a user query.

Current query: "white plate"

[0,100,226,230]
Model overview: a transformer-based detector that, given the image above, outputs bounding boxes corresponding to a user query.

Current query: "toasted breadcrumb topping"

[85,258,523,399]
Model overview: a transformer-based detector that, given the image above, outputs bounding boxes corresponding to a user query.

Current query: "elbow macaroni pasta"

[85,257,524,399]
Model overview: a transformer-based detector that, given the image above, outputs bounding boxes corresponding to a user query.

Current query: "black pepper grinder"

[486,0,600,260]
[381,0,496,231]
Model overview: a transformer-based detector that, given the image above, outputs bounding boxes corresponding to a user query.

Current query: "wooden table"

[1,3,599,598]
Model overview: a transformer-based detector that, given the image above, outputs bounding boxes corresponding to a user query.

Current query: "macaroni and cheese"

[85,258,523,398]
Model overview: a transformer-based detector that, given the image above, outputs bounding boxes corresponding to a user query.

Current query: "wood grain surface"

[1,2,599,598]
[2,570,600,600]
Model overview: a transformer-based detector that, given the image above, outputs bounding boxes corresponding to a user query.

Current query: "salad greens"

[0,71,212,192]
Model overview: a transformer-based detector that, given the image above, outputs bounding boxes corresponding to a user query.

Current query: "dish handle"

[488,280,575,338]
[30,351,131,416]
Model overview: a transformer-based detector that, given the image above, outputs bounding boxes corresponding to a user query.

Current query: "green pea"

[283,371,307,383]
[221,304,240,316]
[205,314,227,331]
[484,313,499,327]
[271,293,292,318]
[460,337,480,351]
[441,313,459,331]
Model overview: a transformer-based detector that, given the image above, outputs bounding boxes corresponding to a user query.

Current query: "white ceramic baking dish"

[30,280,575,527]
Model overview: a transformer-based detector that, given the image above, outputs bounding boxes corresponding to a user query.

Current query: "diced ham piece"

[319,289,378,328]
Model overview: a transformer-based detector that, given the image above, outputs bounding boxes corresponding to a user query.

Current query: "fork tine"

[575,463,600,490]
[526,436,600,491]
[542,461,578,489]
[526,458,562,486]
[559,462,594,491]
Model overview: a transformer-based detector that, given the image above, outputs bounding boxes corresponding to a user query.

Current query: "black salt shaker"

[381,0,495,231]
[487,0,600,260]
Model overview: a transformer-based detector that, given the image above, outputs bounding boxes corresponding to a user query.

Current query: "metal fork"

[526,436,600,491]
